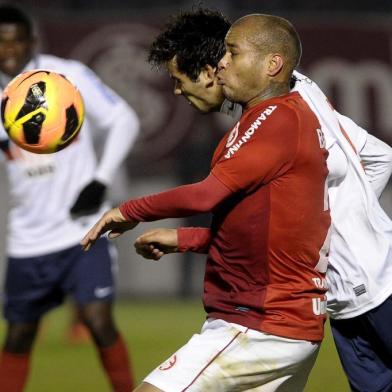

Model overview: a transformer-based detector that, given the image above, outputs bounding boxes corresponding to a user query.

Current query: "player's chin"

[187,100,205,113]
[198,106,214,114]
[222,86,235,101]
[191,100,216,114]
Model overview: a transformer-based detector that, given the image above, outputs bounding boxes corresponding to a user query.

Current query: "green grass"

[0,300,349,391]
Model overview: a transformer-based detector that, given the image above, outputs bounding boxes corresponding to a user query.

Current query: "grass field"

[0,300,350,391]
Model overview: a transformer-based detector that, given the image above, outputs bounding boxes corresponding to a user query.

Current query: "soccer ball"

[1,69,84,154]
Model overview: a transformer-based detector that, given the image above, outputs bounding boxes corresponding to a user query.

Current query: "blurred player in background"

[0,5,139,391]
[140,8,392,392]
[82,13,331,392]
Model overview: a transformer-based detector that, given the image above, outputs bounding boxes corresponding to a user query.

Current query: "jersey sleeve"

[177,227,212,253]
[68,61,140,184]
[336,112,392,197]
[335,112,368,153]
[211,104,299,193]
[358,133,392,197]
[69,62,126,130]
[119,173,233,221]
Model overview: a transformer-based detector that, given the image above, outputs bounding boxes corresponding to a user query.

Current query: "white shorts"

[144,318,320,392]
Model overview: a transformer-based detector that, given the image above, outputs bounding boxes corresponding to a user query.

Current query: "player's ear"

[204,64,217,88]
[267,54,284,77]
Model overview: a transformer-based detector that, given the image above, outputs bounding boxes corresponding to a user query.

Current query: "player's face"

[0,23,35,77]
[217,23,269,108]
[166,57,225,113]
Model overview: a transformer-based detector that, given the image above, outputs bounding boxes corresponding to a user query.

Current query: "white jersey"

[221,72,392,319]
[0,54,140,257]
[292,71,392,319]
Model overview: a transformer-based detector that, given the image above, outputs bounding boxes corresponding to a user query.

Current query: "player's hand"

[81,207,138,251]
[134,228,178,261]
[70,180,106,217]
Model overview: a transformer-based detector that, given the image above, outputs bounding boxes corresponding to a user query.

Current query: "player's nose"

[218,53,230,71]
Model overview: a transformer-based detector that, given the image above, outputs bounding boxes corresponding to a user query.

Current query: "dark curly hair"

[148,8,230,81]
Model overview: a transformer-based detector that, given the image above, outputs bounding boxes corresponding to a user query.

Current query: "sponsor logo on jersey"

[224,105,277,159]
[94,286,113,298]
[226,122,239,148]
[159,354,177,371]
[312,297,327,315]
[25,164,55,177]
[312,277,328,289]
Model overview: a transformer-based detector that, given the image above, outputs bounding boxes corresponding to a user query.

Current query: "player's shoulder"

[38,54,84,70]
[236,96,301,145]
[279,91,317,121]
[245,93,301,126]
[291,70,325,100]
[38,54,93,80]
[292,70,318,87]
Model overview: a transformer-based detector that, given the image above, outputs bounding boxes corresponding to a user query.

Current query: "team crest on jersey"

[158,354,177,371]
[226,122,240,148]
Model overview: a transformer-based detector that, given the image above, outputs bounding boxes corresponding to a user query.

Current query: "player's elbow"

[123,105,141,136]
[194,196,219,213]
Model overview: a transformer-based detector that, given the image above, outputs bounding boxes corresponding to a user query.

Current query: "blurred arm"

[94,101,140,185]
[69,63,140,216]
[337,112,392,197]
[72,63,140,185]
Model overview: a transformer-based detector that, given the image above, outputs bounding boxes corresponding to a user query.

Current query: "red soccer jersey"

[206,91,330,342]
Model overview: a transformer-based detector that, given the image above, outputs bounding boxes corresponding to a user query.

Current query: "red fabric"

[121,92,330,342]
[205,92,330,342]
[119,174,232,221]
[177,227,212,253]
[0,351,30,392]
[98,335,134,392]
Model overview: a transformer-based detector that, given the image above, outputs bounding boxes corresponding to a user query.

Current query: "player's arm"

[292,71,392,197]
[336,112,392,197]
[134,227,212,260]
[81,104,299,251]
[81,174,232,251]
[69,62,140,215]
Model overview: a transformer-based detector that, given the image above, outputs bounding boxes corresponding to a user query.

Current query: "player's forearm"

[177,227,212,254]
[95,103,140,184]
[119,174,232,222]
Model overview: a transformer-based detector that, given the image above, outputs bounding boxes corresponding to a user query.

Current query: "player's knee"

[82,312,117,346]
[4,322,39,353]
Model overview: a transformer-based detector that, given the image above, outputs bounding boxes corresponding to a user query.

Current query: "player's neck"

[244,82,289,110]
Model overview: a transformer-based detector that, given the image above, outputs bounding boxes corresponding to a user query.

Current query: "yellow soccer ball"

[1,69,84,154]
